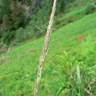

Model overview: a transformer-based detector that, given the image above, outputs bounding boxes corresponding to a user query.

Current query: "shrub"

[46,37,96,96]
[85,3,96,14]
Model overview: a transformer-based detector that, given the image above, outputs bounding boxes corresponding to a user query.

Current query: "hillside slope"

[0,13,96,96]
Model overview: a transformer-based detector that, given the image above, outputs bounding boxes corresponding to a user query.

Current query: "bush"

[15,27,34,43]
[49,45,96,96]
[85,3,96,14]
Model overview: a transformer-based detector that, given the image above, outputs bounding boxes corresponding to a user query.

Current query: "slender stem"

[33,0,57,96]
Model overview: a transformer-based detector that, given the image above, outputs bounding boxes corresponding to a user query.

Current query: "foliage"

[0,0,31,44]
[0,0,88,45]
[55,2,96,29]
[0,12,96,95]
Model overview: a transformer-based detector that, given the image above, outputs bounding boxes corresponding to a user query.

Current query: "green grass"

[0,12,96,96]
[55,2,96,29]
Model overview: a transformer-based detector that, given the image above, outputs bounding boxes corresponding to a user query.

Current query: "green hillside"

[0,11,96,96]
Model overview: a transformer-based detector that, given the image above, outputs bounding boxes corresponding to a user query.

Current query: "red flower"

[78,35,85,42]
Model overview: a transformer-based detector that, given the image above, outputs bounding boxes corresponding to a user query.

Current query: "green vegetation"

[1,0,95,45]
[0,0,96,96]
[55,3,96,29]
[0,11,96,96]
